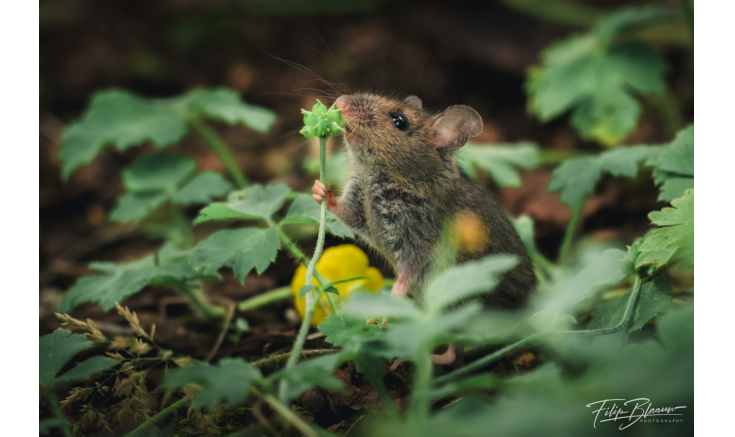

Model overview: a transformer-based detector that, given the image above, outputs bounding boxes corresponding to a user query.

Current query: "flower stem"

[42,384,73,437]
[189,116,248,188]
[125,396,192,437]
[278,136,329,403]
[559,194,587,264]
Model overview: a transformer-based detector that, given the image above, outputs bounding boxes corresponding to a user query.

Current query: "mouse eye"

[390,113,409,131]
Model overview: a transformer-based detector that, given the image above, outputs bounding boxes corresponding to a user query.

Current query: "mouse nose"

[335,96,350,111]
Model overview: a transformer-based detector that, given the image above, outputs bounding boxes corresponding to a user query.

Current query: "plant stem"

[238,286,293,311]
[189,116,248,188]
[305,136,330,296]
[408,354,433,426]
[171,204,194,248]
[276,227,339,313]
[179,282,222,320]
[559,195,587,265]
[433,331,547,386]
[252,388,318,437]
[436,276,644,386]
[278,136,330,403]
[252,349,339,372]
[125,396,192,437]
[562,276,642,336]
[42,384,73,437]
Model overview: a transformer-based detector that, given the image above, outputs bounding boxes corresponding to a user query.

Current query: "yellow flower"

[291,245,384,326]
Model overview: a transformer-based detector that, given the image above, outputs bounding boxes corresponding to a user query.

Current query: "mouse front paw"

[312,180,338,212]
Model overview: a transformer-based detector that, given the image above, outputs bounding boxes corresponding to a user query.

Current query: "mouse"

[311,93,537,365]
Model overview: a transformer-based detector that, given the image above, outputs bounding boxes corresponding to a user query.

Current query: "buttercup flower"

[291,244,384,326]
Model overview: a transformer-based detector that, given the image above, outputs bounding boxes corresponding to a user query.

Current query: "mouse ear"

[432,105,482,152]
[404,95,423,110]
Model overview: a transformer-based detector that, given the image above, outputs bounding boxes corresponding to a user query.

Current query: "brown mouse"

[312,93,536,364]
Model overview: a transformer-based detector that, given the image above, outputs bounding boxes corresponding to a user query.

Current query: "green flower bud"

[300,99,345,138]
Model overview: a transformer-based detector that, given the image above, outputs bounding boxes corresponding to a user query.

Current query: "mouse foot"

[389,359,408,372]
[430,343,457,366]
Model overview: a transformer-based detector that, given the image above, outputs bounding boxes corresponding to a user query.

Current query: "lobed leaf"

[318,315,379,347]
[281,194,354,238]
[636,189,693,271]
[588,276,672,331]
[531,249,627,327]
[110,192,169,223]
[527,29,667,145]
[59,90,188,180]
[341,292,423,320]
[424,254,519,314]
[186,88,276,134]
[171,172,234,205]
[646,125,694,201]
[122,152,197,192]
[593,6,672,40]
[39,329,118,387]
[58,256,161,313]
[548,145,659,207]
[191,226,280,284]
[164,358,262,411]
[457,142,540,187]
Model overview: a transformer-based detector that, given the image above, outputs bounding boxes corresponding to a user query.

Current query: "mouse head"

[335,93,482,176]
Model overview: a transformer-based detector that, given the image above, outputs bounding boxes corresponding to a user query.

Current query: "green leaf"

[110,152,199,223]
[593,6,672,40]
[172,172,234,205]
[110,192,169,223]
[54,356,120,385]
[122,152,197,192]
[457,142,540,187]
[58,256,160,313]
[527,33,667,145]
[513,215,540,259]
[318,315,379,347]
[191,226,280,284]
[588,276,672,331]
[424,254,519,313]
[164,358,261,411]
[621,237,645,276]
[39,329,118,387]
[532,249,626,326]
[187,88,276,134]
[59,89,188,179]
[646,125,694,201]
[281,194,354,238]
[39,418,67,435]
[269,353,346,402]
[548,145,659,207]
[341,292,423,320]
[155,242,221,283]
[194,203,253,224]
[636,189,694,271]
[298,285,318,300]
[233,184,292,220]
